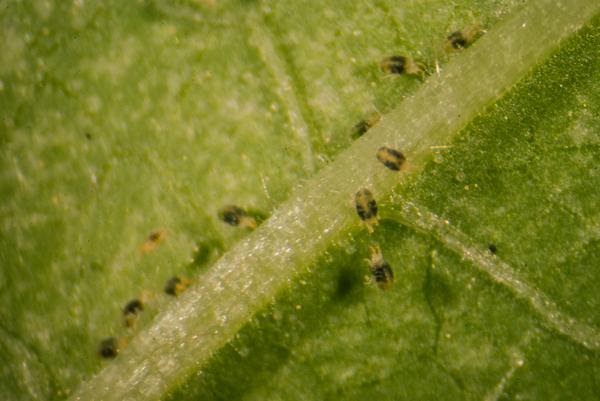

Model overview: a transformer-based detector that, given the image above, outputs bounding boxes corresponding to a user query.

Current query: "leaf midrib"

[69,1,600,400]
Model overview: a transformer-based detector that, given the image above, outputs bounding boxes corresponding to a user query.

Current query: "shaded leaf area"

[409,19,600,330]
[0,0,575,400]
[165,17,600,401]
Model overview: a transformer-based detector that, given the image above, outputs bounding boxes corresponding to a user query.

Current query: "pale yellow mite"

[366,246,394,290]
[355,189,378,233]
[139,229,166,254]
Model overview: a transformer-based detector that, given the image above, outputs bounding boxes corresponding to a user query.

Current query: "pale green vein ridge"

[482,332,533,401]
[385,202,600,351]
[248,12,316,175]
[70,0,599,400]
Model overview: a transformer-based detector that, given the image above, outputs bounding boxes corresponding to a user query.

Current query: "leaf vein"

[386,202,600,351]
[247,11,317,174]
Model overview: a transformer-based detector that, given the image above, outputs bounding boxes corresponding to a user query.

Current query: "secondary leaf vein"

[247,11,317,175]
[385,202,600,351]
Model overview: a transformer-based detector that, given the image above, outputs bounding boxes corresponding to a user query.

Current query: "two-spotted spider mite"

[140,229,166,254]
[355,189,378,233]
[376,147,406,171]
[446,24,483,50]
[122,298,144,328]
[164,276,191,297]
[98,337,127,359]
[218,205,257,230]
[367,246,394,290]
[380,55,424,76]
[353,113,381,138]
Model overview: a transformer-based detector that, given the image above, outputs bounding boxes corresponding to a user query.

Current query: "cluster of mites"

[98,25,482,358]
[98,206,260,359]
[380,24,482,76]
[354,24,483,137]
[352,25,483,287]
[355,144,406,291]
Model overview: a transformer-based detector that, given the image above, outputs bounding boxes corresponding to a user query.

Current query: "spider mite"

[140,229,166,254]
[376,146,406,171]
[353,113,382,138]
[98,337,127,359]
[218,205,257,230]
[380,55,424,76]
[355,189,378,233]
[367,246,394,290]
[446,24,483,50]
[164,276,192,296]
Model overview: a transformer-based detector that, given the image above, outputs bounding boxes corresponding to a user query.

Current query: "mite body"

[353,113,381,138]
[140,229,166,254]
[98,337,124,359]
[164,276,191,296]
[355,189,378,233]
[122,298,144,328]
[446,24,483,50]
[376,147,406,171]
[218,205,257,230]
[367,246,394,290]
[380,55,423,76]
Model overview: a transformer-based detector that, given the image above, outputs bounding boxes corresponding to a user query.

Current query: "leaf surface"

[0,0,598,400]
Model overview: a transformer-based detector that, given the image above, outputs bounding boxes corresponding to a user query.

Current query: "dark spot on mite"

[218,205,257,229]
[376,146,406,171]
[220,206,244,225]
[123,298,144,327]
[140,230,166,254]
[447,31,468,49]
[84,132,92,140]
[165,276,182,296]
[355,189,377,221]
[148,231,162,242]
[488,244,497,254]
[381,55,408,74]
[352,113,381,139]
[98,337,119,359]
[367,246,393,290]
[123,299,143,315]
[164,276,190,296]
[380,55,423,76]
[353,120,370,138]
[446,24,483,50]
[372,262,393,286]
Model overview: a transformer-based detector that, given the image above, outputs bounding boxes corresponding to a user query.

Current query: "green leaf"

[1,0,599,400]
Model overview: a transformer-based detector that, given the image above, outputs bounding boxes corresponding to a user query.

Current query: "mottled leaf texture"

[0,1,598,401]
